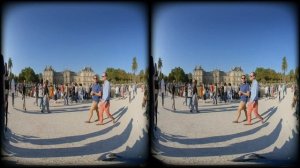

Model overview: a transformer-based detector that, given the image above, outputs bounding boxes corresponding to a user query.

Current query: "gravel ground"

[2,88,298,167]
[2,88,148,166]
[153,88,298,166]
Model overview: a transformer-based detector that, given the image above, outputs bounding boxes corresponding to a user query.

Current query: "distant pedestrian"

[182,83,188,106]
[213,83,218,105]
[115,85,120,98]
[35,83,39,106]
[10,78,15,107]
[4,62,9,130]
[264,85,269,99]
[187,83,192,108]
[41,80,50,113]
[160,78,165,107]
[78,83,83,103]
[244,72,264,125]
[171,80,176,111]
[154,64,159,129]
[278,84,282,101]
[64,83,69,105]
[190,79,199,113]
[233,75,249,123]
[129,84,132,103]
[22,80,27,111]
[38,83,44,109]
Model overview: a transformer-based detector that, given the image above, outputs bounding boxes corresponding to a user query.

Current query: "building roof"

[231,66,243,72]
[81,67,94,73]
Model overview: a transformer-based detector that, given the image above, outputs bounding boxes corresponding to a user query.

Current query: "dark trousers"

[12,93,14,107]
[161,93,164,106]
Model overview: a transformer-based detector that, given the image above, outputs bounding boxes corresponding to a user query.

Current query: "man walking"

[244,72,264,125]
[41,80,50,113]
[171,80,176,111]
[22,80,26,111]
[190,79,199,113]
[160,78,165,107]
[10,78,15,107]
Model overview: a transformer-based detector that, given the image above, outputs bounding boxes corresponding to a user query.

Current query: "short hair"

[241,74,246,78]
[102,72,107,77]
[251,72,256,77]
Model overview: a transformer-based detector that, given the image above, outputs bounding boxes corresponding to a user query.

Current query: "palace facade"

[192,66,244,86]
[43,66,95,87]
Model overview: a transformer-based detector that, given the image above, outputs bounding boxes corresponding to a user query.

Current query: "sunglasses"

[241,78,245,79]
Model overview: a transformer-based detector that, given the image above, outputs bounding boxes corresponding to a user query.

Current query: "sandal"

[96,123,104,125]
[85,121,91,123]
[244,123,252,125]
[232,120,238,123]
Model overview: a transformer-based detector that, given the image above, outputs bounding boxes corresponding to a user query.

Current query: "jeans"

[191,94,198,112]
[39,97,43,109]
[42,96,50,112]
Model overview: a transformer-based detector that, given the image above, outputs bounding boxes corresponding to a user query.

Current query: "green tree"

[106,67,131,83]
[255,67,282,83]
[295,67,299,81]
[288,69,294,82]
[281,56,288,82]
[168,67,186,83]
[138,70,145,82]
[132,57,138,82]
[19,67,38,83]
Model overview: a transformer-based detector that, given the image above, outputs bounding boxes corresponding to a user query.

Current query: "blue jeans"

[42,96,49,112]
[39,97,43,109]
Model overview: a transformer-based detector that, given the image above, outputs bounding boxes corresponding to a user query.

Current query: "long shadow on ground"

[2,119,133,158]
[5,107,128,146]
[14,105,91,114]
[156,122,270,145]
[162,105,238,114]
[153,119,282,157]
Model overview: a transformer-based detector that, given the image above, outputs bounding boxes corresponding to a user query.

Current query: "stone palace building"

[43,66,95,87]
[192,65,244,86]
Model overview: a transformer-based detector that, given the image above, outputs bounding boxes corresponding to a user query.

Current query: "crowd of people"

[3,65,145,130]
[154,70,298,126]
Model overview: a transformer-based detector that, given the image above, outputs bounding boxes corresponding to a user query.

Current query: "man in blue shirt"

[233,75,250,123]
[85,75,101,123]
[244,72,264,125]
[97,72,115,125]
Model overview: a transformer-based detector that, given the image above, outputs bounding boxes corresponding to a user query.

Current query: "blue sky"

[3,2,147,75]
[153,3,297,75]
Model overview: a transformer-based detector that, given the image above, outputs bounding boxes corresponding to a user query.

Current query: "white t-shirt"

[10,79,15,93]
[115,86,119,94]
[160,79,165,94]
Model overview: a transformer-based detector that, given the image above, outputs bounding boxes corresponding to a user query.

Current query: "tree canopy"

[168,67,188,83]
[18,67,39,83]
